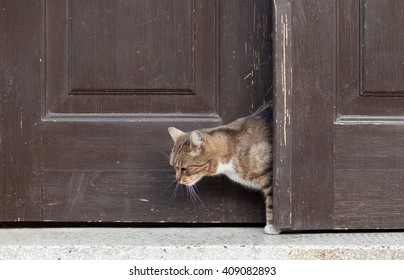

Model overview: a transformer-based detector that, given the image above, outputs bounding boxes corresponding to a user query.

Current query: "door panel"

[335,125,404,229]
[1,0,272,223]
[46,0,216,115]
[70,0,193,92]
[338,0,404,117]
[335,0,404,229]
[42,171,224,222]
[362,0,404,94]
[274,0,404,231]
[42,0,222,222]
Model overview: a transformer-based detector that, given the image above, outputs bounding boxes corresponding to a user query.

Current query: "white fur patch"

[216,162,259,189]
[264,224,280,235]
[216,162,236,176]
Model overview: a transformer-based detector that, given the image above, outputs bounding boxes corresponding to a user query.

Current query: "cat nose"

[176,171,181,181]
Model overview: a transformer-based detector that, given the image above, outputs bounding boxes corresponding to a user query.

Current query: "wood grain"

[275,0,404,231]
[274,0,336,231]
[335,169,404,229]
[0,0,43,220]
[337,0,404,117]
[45,0,217,115]
[42,171,265,223]
[273,0,293,230]
[362,0,404,95]
[0,1,272,223]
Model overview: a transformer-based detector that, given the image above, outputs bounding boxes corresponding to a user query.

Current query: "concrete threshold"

[1,227,404,260]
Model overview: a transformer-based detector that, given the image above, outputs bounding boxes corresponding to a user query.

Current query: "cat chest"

[216,162,258,189]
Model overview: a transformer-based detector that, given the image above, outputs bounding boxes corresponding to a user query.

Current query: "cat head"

[168,127,217,186]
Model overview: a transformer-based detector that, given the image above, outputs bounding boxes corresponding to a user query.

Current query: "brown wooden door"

[274,0,404,231]
[0,1,271,223]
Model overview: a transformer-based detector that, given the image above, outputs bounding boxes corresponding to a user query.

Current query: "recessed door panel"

[337,0,404,118]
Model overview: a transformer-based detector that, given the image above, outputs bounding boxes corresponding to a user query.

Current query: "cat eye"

[181,167,187,172]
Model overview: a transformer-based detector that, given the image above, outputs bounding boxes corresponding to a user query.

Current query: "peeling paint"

[244,71,253,80]
[19,107,23,130]
[281,14,289,146]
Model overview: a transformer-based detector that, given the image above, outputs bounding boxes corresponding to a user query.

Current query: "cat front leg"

[264,193,280,234]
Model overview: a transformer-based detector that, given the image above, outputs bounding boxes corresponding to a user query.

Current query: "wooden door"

[0,1,272,223]
[274,0,404,231]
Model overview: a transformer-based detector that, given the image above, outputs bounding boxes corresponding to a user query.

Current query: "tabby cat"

[167,102,278,234]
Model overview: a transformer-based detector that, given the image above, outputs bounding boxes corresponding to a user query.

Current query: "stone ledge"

[1,227,404,260]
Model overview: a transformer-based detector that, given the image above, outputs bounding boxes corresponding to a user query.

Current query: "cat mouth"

[179,177,201,187]
[180,180,196,186]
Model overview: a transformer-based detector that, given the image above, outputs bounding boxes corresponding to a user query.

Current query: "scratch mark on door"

[281,14,290,146]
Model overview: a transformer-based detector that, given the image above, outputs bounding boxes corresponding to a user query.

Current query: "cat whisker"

[164,178,203,206]
[170,182,182,201]
[192,184,200,194]
[163,179,178,194]
[185,186,193,204]
[186,185,204,207]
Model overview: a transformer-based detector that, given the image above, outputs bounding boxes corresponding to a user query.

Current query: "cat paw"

[264,224,280,235]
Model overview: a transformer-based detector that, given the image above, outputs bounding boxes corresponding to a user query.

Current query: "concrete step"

[1,227,404,260]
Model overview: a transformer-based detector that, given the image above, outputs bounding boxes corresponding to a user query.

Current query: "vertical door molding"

[273,0,293,230]
[274,0,336,231]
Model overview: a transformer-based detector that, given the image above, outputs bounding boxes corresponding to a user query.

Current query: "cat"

[167,102,279,234]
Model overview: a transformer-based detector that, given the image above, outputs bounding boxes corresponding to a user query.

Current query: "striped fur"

[168,103,278,234]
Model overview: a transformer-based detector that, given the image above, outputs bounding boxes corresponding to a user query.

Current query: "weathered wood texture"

[335,126,404,229]
[334,0,404,229]
[0,0,272,223]
[220,0,272,123]
[274,0,335,231]
[337,0,404,117]
[361,0,404,94]
[273,0,293,230]
[0,1,43,221]
[274,0,404,231]
[45,0,217,114]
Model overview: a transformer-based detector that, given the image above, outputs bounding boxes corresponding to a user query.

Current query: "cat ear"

[168,127,185,142]
[190,130,205,148]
